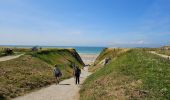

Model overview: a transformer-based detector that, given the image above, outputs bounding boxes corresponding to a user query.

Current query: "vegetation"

[0,48,14,57]
[90,48,128,72]
[156,50,170,56]
[0,48,84,99]
[4,48,14,55]
[30,49,84,79]
[0,47,30,57]
[80,49,170,100]
[0,48,3,57]
[31,46,39,51]
[12,48,31,53]
[149,46,170,56]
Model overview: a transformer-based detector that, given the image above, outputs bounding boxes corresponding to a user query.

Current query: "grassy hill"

[80,49,170,100]
[30,49,84,79]
[0,49,84,99]
[89,48,128,72]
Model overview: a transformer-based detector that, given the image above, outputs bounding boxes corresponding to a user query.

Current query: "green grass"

[30,49,84,79]
[12,48,32,53]
[0,48,6,57]
[80,49,170,100]
[32,49,84,66]
[0,47,28,57]
[0,49,3,57]
[0,55,53,99]
[0,49,84,99]
[89,48,128,72]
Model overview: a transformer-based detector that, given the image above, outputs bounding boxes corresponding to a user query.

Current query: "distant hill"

[160,46,170,50]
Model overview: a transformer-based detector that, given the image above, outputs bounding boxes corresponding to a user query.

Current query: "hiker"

[73,65,81,84]
[54,65,62,84]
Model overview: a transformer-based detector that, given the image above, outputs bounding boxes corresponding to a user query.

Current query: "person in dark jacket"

[54,65,62,84]
[73,65,81,84]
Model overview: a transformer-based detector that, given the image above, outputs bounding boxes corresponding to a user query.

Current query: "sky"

[0,0,170,47]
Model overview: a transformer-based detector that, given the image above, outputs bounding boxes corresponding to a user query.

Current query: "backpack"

[75,67,81,75]
[54,68,62,77]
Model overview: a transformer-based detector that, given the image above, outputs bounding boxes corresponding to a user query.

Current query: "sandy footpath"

[150,51,170,59]
[12,54,95,100]
[79,53,99,65]
[13,67,90,100]
[0,54,24,62]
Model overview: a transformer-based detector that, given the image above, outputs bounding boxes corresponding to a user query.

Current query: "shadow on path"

[59,84,70,85]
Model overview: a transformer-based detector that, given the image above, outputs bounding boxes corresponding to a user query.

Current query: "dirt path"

[13,67,90,100]
[79,53,98,65]
[13,54,94,100]
[0,54,24,62]
[150,51,170,59]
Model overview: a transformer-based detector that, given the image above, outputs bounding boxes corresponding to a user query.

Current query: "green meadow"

[80,49,170,100]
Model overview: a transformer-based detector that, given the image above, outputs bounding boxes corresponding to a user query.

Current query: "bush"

[4,48,14,55]
[31,46,39,51]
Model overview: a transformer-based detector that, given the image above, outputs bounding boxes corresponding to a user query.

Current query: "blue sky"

[0,0,170,47]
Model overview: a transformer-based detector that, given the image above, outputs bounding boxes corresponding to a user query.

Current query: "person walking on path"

[73,65,81,84]
[53,65,62,84]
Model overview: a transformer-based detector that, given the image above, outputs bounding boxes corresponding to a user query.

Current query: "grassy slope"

[31,49,84,79]
[89,48,128,72]
[80,49,170,100]
[0,49,84,99]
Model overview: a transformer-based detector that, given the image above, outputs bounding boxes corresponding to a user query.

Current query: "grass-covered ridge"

[31,49,84,66]
[31,49,84,79]
[0,48,84,99]
[94,48,128,64]
[80,49,170,100]
[90,48,128,72]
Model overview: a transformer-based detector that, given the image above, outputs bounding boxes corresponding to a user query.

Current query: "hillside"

[89,48,128,72]
[0,49,84,100]
[80,49,170,100]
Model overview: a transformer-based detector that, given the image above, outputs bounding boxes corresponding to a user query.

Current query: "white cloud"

[129,40,146,45]
[136,40,145,44]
